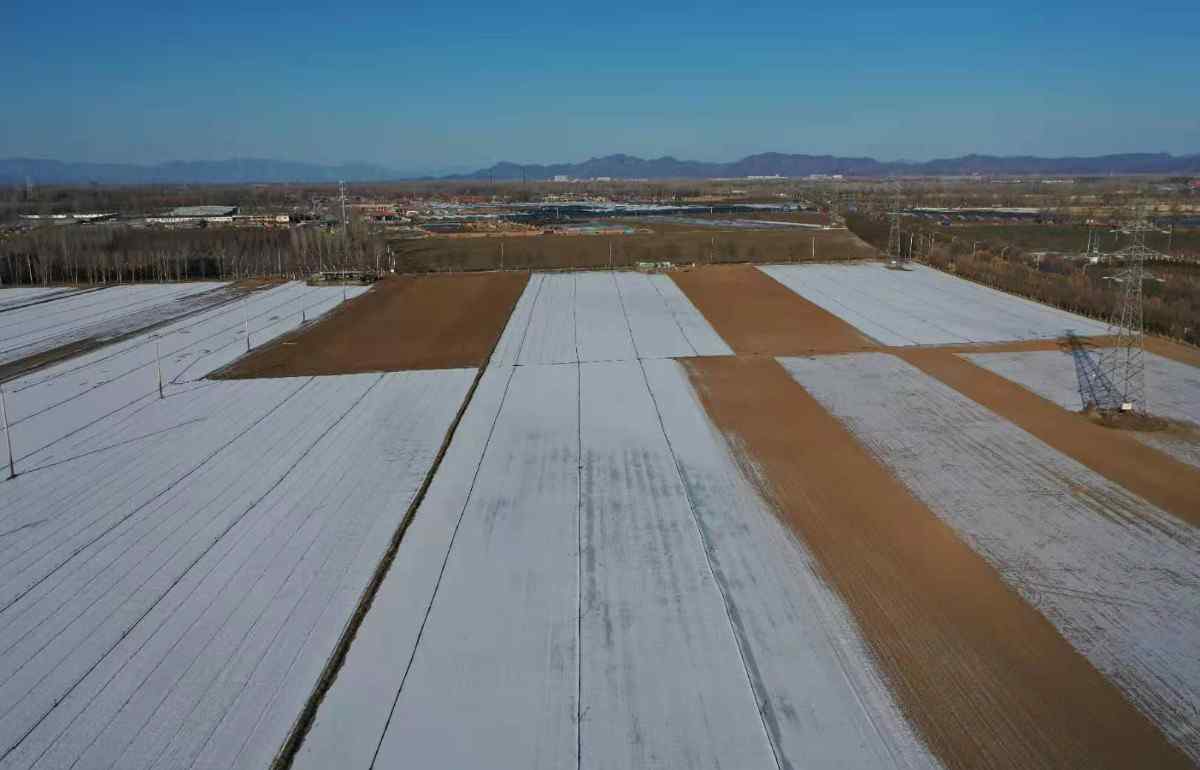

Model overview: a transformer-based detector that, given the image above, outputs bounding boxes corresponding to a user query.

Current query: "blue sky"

[1,1,1197,174]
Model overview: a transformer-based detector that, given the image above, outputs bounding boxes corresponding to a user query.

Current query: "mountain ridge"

[2,152,1198,184]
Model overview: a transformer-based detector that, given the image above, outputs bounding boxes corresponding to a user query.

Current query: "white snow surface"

[760,262,1108,345]
[0,282,367,472]
[0,289,86,313]
[0,368,474,770]
[0,283,228,366]
[300,358,939,770]
[965,348,1200,467]
[780,352,1200,762]
[490,271,732,366]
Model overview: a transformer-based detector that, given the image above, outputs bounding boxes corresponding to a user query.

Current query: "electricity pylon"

[885,184,907,268]
[1099,219,1157,413]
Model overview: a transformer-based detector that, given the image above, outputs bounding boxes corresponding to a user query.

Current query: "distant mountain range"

[2,152,1198,185]
[456,152,1200,180]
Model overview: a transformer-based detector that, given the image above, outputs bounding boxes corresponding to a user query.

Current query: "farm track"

[682,355,1194,770]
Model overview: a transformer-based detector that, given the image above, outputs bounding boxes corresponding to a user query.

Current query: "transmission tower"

[885,184,907,268]
[338,181,348,229]
[1098,219,1157,413]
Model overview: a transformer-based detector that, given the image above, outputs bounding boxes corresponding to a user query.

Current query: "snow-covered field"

[780,352,1200,762]
[297,357,939,770]
[0,366,473,770]
[1,282,367,471]
[0,283,229,367]
[490,271,732,366]
[0,289,86,313]
[760,263,1108,345]
[0,279,467,770]
[965,349,1200,467]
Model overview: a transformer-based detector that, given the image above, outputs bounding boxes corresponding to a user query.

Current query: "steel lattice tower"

[1099,220,1156,413]
[885,185,906,267]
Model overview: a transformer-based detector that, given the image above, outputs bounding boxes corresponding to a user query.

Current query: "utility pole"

[1,381,14,479]
[339,181,348,229]
[500,240,505,271]
[243,298,251,352]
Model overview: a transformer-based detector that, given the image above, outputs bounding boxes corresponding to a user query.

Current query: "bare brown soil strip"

[0,339,99,383]
[898,348,1200,528]
[669,263,879,354]
[1144,336,1200,368]
[216,271,530,377]
[929,335,1200,368]
[683,355,1193,770]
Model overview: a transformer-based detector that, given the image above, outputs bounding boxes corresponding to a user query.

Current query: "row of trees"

[0,222,387,286]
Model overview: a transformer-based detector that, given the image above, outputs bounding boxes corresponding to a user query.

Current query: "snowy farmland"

[0,283,230,367]
[490,271,732,366]
[0,289,87,314]
[760,263,1109,345]
[0,280,417,770]
[297,357,937,770]
[780,352,1200,762]
[1,282,368,470]
[0,365,473,770]
[965,349,1200,467]
[3,263,1198,770]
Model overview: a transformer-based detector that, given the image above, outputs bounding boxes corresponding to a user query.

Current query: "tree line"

[0,222,387,286]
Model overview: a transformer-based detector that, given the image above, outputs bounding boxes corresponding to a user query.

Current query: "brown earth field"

[669,263,879,354]
[896,348,1200,528]
[388,225,877,273]
[214,271,529,377]
[683,355,1194,770]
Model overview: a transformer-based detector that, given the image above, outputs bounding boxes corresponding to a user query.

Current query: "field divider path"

[897,348,1200,527]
